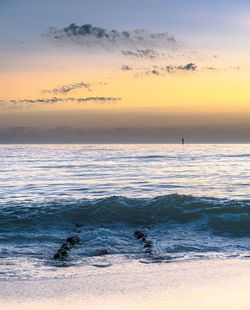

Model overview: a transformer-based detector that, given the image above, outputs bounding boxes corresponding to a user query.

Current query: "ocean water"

[0,144,250,280]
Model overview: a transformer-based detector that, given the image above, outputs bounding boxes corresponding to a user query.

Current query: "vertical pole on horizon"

[182,138,184,145]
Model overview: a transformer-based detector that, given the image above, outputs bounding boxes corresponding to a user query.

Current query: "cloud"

[0,126,175,143]
[76,97,121,103]
[151,69,159,75]
[1,124,250,143]
[0,96,121,108]
[44,23,177,50]
[41,81,91,94]
[121,49,160,59]
[121,65,132,71]
[145,69,159,76]
[166,63,197,73]
[140,63,197,77]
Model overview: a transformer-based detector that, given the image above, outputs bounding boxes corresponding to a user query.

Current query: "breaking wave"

[1,194,250,237]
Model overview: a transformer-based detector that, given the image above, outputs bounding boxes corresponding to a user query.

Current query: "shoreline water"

[1,258,250,310]
[1,144,250,309]
[1,193,250,282]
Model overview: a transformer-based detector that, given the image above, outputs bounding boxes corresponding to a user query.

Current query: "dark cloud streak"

[45,23,177,50]
[122,49,160,59]
[1,125,250,144]
[0,97,122,108]
[166,63,197,73]
[121,65,132,71]
[141,63,197,76]
[41,81,91,94]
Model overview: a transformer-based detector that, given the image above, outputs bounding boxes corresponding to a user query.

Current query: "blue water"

[0,144,250,280]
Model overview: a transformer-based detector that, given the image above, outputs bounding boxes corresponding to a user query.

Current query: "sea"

[0,144,250,280]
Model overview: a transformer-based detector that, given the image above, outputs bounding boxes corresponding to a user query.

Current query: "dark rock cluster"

[134,230,153,252]
[54,236,80,259]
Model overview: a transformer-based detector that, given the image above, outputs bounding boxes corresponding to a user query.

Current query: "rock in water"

[54,235,80,259]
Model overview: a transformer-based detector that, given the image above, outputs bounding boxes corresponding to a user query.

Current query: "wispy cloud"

[131,63,199,77]
[121,49,160,59]
[146,69,160,75]
[0,96,122,108]
[76,97,121,102]
[44,23,177,50]
[121,65,132,71]
[166,63,197,73]
[41,81,91,94]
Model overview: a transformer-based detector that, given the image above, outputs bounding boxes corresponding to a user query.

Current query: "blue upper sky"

[1,0,250,50]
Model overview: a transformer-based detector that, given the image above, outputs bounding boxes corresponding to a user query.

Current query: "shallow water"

[0,144,250,280]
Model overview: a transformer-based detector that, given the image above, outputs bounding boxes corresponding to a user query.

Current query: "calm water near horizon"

[1,144,250,202]
[0,144,250,281]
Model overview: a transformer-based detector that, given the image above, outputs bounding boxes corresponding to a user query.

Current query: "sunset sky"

[0,0,250,143]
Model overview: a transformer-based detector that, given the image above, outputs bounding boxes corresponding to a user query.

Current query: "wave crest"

[1,195,250,237]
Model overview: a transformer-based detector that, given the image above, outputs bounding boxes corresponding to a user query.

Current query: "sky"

[0,0,250,143]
